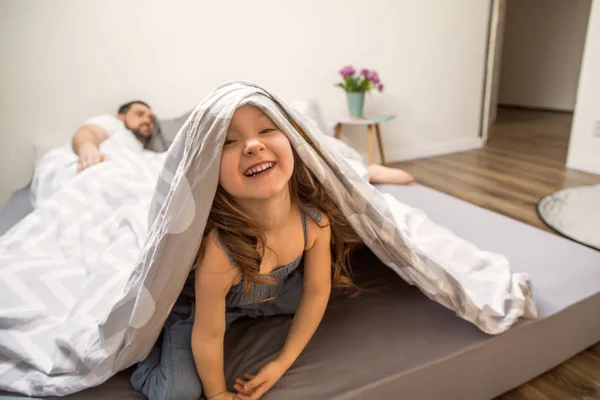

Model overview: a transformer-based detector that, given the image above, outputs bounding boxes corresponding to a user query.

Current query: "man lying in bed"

[29,100,163,208]
[73,100,155,172]
[71,99,415,185]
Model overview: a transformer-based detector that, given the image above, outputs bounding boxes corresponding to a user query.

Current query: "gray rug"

[537,184,600,251]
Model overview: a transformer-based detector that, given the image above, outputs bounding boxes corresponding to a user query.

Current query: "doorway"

[481,0,592,164]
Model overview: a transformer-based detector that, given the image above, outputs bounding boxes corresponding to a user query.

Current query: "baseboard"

[498,103,574,114]
[566,157,600,175]
[384,138,483,163]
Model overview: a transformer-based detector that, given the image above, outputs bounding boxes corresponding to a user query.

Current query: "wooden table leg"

[367,124,375,165]
[374,123,386,165]
[334,123,342,139]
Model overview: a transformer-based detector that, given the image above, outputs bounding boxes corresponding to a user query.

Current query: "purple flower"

[378,84,384,92]
[339,65,356,78]
[368,71,380,84]
[360,68,370,77]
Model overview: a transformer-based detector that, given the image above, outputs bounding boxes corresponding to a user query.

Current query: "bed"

[0,185,33,237]
[1,182,598,400]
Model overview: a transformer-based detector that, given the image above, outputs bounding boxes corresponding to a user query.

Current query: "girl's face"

[219,105,294,201]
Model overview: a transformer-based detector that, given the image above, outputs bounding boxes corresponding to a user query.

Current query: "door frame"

[479,0,507,144]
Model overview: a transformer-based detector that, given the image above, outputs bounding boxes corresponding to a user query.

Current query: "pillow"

[287,99,333,136]
[148,111,192,152]
[33,140,70,163]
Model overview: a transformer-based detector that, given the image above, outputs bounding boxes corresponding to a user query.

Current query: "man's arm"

[72,124,108,172]
[72,124,107,155]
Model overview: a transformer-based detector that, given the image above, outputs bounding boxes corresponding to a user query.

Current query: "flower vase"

[346,91,365,118]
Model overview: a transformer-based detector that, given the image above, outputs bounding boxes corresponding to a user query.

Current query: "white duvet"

[0,143,165,394]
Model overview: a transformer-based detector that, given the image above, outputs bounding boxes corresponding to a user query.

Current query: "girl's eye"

[259,128,275,134]
[224,139,236,145]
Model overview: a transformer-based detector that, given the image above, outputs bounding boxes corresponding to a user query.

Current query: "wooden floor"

[392,107,600,399]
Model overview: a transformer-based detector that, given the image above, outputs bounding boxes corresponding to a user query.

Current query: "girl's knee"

[166,376,202,400]
[130,348,203,400]
[131,367,202,400]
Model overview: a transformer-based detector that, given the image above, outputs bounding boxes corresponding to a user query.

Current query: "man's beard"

[126,123,152,147]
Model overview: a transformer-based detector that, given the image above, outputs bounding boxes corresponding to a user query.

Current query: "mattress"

[1,184,599,399]
[0,185,33,237]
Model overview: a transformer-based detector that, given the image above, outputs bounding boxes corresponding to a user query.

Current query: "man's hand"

[233,360,286,400]
[77,143,105,172]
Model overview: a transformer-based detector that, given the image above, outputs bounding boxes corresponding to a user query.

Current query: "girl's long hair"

[197,145,362,300]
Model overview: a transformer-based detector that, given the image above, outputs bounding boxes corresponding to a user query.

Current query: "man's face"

[118,103,155,144]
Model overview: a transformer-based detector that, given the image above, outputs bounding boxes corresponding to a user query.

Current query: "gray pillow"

[147,111,192,152]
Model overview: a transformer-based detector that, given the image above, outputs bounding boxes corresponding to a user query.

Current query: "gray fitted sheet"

[2,184,599,400]
[0,186,33,237]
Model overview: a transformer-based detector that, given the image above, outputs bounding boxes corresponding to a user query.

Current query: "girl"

[131,103,362,400]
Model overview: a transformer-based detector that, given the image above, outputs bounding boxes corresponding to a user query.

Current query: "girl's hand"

[233,360,286,400]
[206,391,236,400]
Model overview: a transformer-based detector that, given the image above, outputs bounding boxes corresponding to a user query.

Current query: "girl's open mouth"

[244,162,276,178]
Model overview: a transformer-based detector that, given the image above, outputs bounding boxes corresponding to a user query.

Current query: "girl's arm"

[234,214,333,399]
[276,213,332,369]
[192,232,238,398]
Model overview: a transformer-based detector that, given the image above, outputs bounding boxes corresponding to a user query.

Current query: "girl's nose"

[243,139,265,156]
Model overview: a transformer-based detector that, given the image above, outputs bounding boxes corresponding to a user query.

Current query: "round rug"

[537,184,600,251]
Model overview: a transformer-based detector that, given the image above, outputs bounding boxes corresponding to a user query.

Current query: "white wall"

[0,0,490,207]
[567,0,600,175]
[499,0,590,111]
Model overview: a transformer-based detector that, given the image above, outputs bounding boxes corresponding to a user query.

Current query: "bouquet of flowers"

[335,65,384,93]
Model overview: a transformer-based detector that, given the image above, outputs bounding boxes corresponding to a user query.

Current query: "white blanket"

[0,145,165,395]
[30,133,156,207]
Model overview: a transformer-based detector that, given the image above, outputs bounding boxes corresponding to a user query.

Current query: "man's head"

[117,101,155,145]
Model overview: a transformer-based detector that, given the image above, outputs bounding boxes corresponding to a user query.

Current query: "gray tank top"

[177,207,322,312]
[223,207,322,307]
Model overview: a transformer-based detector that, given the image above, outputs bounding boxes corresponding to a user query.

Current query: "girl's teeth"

[247,163,273,176]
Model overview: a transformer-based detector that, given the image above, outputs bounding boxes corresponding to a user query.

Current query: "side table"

[333,115,396,165]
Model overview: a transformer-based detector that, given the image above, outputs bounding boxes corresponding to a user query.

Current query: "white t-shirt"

[83,114,144,152]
